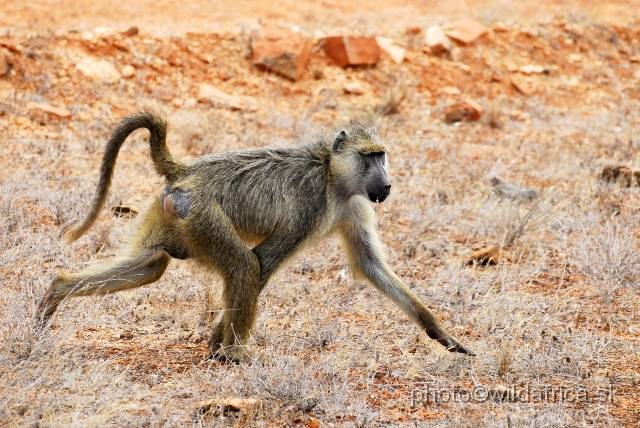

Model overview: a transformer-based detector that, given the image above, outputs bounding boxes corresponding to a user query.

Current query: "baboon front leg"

[340,206,475,356]
[38,249,171,321]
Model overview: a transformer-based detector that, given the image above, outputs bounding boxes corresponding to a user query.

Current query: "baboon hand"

[437,336,476,356]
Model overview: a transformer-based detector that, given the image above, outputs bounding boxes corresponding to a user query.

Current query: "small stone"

[491,177,538,201]
[468,246,499,265]
[602,165,640,187]
[442,19,489,45]
[519,64,544,74]
[343,80,365,95]
[441,86,461,95]
[198,398,259,417]
[29,103,72,118]
[323,36,380,67]
[121,64,135,78]
[121,26,139,37]
[197,83,257,111]
[565,23,585,37]
[375,37,406,64]
[569,53,582,63]
[76,58,121,83]
[172,97,183,107]
[405,26,422,35]
[444,99,483,122]
[492,22,509,32]
[251,24,311,81]
[308,417,323,428]
[0,50,8,76]
[156,42,181,66]
[511,77,533,95]
[425,25,452,54]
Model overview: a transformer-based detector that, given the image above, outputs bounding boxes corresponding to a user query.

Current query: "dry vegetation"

[1,3,640,427]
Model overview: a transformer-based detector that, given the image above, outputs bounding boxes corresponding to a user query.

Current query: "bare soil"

[1,1,640,427]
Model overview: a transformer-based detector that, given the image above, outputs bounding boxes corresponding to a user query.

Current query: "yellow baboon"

[39,112,475,361]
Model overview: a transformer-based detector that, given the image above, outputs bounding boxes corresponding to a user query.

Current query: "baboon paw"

[210,345,257,364]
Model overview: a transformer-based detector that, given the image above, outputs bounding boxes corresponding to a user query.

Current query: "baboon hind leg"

[184,205,261,362]
[38,248,171,321]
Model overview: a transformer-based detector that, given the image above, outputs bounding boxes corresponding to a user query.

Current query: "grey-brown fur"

[38,112,474,361]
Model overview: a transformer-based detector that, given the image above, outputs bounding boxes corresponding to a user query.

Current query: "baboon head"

[331,125,391,203]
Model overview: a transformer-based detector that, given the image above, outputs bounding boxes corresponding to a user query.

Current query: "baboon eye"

[362,152,385,169]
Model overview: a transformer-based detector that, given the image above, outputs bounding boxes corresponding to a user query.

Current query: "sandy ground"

[1,0,640,427]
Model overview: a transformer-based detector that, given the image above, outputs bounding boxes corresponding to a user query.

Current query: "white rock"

[519,64,544,74]
[76,58,121,83]
[197,83,257,111]
[343,80,366,95]
[375,37,406,64]
[121,64,135,78]
[426,25,452,54]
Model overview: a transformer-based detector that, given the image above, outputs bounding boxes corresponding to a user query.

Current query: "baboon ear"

[333,130,348,153]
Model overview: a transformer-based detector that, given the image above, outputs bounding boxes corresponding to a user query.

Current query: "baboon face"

[332,127,391,203]
[363,152,391,203]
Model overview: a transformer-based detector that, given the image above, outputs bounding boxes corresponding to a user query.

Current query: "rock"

[441,86,461,95]
[491,177,538,201]
[198,398,259,417]
[442,19,489,45]
[375,37,405,64]
[343,80,365,95]
[76,58,121,83]
[197,83,257,111]
[519,64,544,74]
[511,77,533,95]
[156,42,181,66]
[565,23,585,38]
[29,103,72,118]
[425,25,452,54]
[251,24,311,81]
[602,165,640,187]
[492,22,509,33]
[323,36,380,67]
[444,99,483,122]
[121,26,139,37]
[308,417,323,428]
[468,246,499,265]
[0,50,8,76]
[121,64,135,78]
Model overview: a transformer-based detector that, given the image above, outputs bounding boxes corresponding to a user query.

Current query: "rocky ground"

[1,1,640,427]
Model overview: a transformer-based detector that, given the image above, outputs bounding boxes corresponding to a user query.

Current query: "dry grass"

[1,16,640,427]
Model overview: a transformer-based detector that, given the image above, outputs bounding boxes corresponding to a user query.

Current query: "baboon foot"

[210,344,258,363]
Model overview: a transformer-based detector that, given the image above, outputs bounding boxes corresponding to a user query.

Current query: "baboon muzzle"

[369,183,391,203]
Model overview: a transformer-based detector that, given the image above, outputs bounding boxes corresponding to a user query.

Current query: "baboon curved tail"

[64,112,187,243]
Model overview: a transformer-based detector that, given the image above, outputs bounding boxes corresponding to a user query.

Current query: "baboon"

[38,112,475,361]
